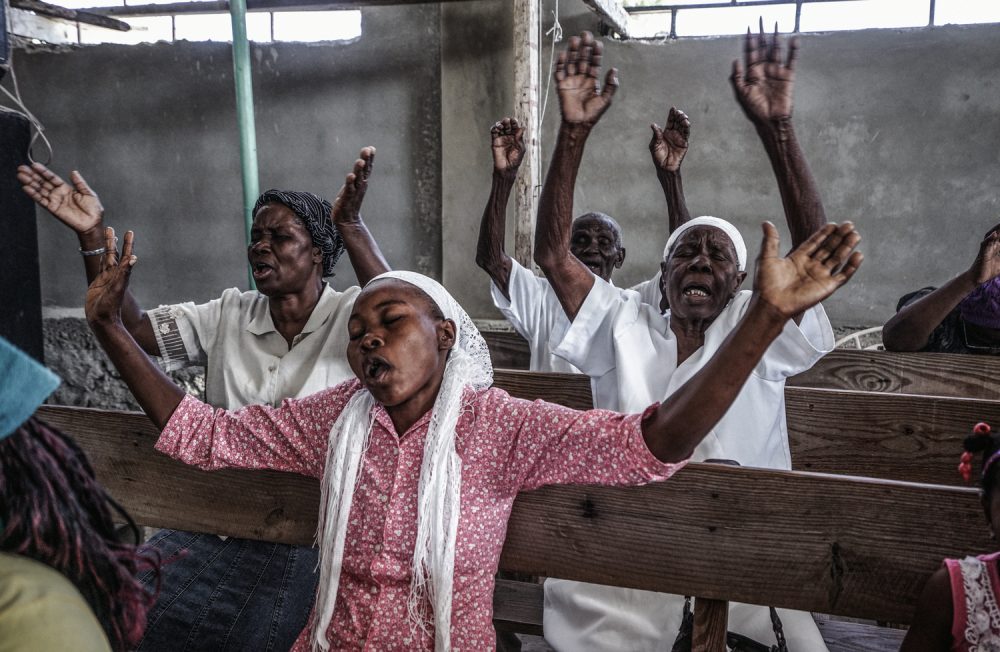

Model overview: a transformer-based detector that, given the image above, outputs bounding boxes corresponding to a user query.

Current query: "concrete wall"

[441,1,1000,327]
[13,0,1000,336]
[16,4,441,309]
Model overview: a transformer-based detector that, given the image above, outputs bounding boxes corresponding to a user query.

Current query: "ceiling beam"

[11,0,130,30]
[84,0,474,17]
[581,0,630,38]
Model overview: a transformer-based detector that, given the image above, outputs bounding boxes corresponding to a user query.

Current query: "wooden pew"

[491,370,1000,487]
[482,330,1000,400]
[34,404,993,650]
[788,349,1000,400]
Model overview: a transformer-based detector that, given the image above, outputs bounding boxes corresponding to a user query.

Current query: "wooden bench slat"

[37,405,321,545]
[492,371,1000,487]
[814,616,906,652]
[485,331,1000,400]
[500,464,990,624]
[37,404,989,626]
[789,349,1000,400]
[492,579,543,635]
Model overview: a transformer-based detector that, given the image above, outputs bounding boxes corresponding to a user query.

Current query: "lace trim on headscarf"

[311,271,492,652]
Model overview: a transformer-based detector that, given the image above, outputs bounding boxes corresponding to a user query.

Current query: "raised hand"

[969,226,1000,285]
[331,146,375,226]
[491,117,525,178]
[85,227,137,326]
[18,162,104,233]
[555,31,619,128]
[649,107,691,173]
[730,19,797,125]
[754,221,862,319]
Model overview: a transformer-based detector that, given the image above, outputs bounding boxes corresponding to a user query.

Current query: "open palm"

[555,32,618,128]
[754,221,863,319]
[731,23,797,124]
[18,163,103,233]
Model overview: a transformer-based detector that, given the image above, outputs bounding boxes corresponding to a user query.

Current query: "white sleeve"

[551,278,634,378]
[490,259,546,341]
[148,289,233,371]
[628,271,662,309]
[755,303,835,381]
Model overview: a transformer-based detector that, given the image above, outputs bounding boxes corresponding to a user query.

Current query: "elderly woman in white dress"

[534,28,840,652]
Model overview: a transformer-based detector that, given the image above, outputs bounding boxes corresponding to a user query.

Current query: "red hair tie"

[961,422,994,483]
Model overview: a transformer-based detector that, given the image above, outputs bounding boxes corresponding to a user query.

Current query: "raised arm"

[643,221,862,462]
[475,118,524,299]
[85,228,184,428]
[731,23,826,248]
[649,106,693,232]
[533,31,618,321]
[18,163,160,355]
[883,227,1000,351]
[330,146,391,286]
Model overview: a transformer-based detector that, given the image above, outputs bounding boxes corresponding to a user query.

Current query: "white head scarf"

[663,216,747,271]
[311,271,493,652]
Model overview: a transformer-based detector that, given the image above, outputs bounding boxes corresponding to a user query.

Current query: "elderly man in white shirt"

[534,28,837,651]
[476,108,692,382]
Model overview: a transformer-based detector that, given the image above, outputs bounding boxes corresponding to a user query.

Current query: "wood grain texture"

[786,387,1000,486]
[788,349,1000,400]
[692,598,728,652]
[485,332,532,370]
[815,617,906,652]
[37,405,992,625]
[492,579,544,635]
[485,332,1000,400]
[36,406,320,545]
[493,369,593,410]
[492,371,999,486]
[500,464,992,624]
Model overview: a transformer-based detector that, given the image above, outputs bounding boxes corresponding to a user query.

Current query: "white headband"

[663,216,747,271]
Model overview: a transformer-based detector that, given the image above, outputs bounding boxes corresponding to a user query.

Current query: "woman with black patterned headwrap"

[18,147,391,651]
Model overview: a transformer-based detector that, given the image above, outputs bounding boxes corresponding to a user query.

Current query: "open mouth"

[682,283,712,300]
[251,262,274,280]
[365,356,391,383]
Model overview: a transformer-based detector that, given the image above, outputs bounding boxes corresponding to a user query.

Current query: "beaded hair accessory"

[961,422,995,483]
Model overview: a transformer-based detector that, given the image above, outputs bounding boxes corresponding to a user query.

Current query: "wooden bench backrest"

[483,331,1000,400]
[35,404,993,626]
[492,369,1000,487]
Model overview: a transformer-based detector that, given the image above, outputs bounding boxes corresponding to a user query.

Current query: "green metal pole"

[229,0,259,289]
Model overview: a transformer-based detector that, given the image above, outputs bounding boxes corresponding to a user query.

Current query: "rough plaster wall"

[16,4,441,311]
[44,317,204,409]
[441,2,1000,327]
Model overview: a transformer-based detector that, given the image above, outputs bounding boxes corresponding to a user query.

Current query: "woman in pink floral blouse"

[84,221,861,651]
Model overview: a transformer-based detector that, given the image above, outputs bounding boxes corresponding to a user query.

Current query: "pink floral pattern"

[157,381,684,650]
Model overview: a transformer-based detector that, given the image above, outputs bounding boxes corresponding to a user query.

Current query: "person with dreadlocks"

[0,336,157,651]
[900,422,1000,650]
[84,207,861,649]
[18,148,391,650]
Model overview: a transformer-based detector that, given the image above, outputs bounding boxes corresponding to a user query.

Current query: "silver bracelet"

[79,246,107,257]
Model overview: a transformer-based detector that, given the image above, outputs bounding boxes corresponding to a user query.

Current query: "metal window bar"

[624,0,934,37]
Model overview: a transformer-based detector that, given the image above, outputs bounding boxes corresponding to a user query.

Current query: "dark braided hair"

[0,417,159,651]
[963,423,1000,499]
